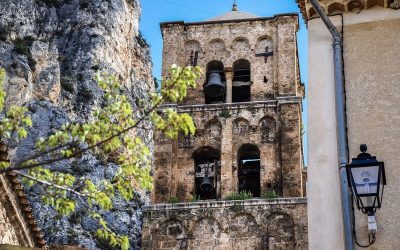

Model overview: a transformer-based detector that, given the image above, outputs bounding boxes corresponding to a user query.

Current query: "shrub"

[168,197,180,204]
[191,195,200,202]
[224,190,253,201]
[261,190,279,199]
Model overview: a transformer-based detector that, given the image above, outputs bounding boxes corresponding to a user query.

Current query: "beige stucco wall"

[344,14,400,250]
[307,6,400,250]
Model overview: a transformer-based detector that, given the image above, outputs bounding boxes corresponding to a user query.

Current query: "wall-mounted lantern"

[347,144,386,215]
[347,144,386,245]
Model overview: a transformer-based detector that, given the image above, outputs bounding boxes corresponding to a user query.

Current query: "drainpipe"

[309,0,354,249]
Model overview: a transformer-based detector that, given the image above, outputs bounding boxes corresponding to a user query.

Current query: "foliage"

[261,190,279,199]
[191,195,200,202]
[0,65,202,249]
[168,197,180,204]
[224,190,253,201]
[219,109,231,118]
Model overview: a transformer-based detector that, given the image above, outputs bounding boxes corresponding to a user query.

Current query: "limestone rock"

[0,0,153,249]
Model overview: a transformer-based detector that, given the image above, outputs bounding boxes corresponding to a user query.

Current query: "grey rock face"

[0,0,153,249]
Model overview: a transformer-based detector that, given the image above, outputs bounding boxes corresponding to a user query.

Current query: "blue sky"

[140,0,308,165]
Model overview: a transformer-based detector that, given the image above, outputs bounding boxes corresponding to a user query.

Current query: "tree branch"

[14,170,90,198]
[0,101,161,173]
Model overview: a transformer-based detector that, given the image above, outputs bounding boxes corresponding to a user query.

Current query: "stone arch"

[233,117,250,136]
[185,40,202,53]
[208,38,226,52]
[159,219,186,238]
[308,7,318,18]
[259,116,276,143]
[267,213,295,250]
[327,2,346,14]
[231,37,251,51]
[229,213,259,237]
[348,0,365,13]
[156,219,186,248]
[185,40,201,66]
[192,217,222,237]
[204,119,222,138]
[256,36,274,53]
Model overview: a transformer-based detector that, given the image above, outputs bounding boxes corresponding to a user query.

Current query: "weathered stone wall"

[154,14,304,203]
[142,198,308,250]
[0,0,153,249]
[160,15,302,105]
[153,99,304,203]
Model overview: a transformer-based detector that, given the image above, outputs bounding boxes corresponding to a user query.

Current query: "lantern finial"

[360,144,368,153]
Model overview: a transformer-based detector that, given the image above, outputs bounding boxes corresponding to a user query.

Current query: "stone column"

[225,68,233,103]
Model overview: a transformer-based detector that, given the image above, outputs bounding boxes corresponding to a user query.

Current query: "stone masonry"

[142,198,308,250]
[153,11,305,203]
[144,7,307,250]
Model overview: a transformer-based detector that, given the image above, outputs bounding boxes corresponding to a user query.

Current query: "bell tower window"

[232,59,251,103]
[238,144,261,197]
[193,146,220,200]
[204,61,226,104]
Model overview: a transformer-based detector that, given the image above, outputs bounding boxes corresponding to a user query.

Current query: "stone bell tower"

[142,5,308,250]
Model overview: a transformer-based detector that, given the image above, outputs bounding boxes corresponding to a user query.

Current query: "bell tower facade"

[142,9,308,250]
[153,11,305,203]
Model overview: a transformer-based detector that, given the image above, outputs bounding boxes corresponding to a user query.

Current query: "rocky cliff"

[0,0,153,249]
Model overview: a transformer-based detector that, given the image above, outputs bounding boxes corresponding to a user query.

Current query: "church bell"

[204,72,226,98]
[200,177,213,192]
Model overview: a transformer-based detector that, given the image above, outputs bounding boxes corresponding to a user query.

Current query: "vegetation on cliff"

[0,65,202,249]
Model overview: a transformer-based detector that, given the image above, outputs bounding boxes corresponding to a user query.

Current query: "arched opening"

[238,144,261,197]
[232,59,251,103]
[204,61,226,104]
[193,146,221,200]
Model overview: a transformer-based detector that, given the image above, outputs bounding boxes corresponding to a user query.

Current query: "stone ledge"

[160,97,302,113]
[142,197,307,211]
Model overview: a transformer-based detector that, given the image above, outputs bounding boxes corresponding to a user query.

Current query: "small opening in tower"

[232,59,251,103]
[238,144,261,197]
[193,146,220,200]
[204,61,226,104]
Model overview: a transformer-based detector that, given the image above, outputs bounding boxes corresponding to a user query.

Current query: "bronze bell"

[204,72,226,98]
[200,177,213,192]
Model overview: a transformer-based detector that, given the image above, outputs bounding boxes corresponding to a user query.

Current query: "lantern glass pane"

[360,196,376,208]
[350,165,379,195]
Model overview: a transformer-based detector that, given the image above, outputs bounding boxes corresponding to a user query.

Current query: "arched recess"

[232,59,251,103]
[256,36,274,53]
[204,119,222,138]
[156,219,186,248]
[267,213,295,250]
[259,116,276,143]
[233,117,250,136]
[327,2,345,14]
[192,146,221,199]
[204,60,226,104]
[229,214,259,237]
[208,38,226,52]
[238,144,261,197]
[231,37,251,51]
[185,40,201,66]
[348,0,365,13]
[191,217,223,247]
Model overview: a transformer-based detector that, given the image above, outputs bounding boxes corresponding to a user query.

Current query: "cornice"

[296,0,399,22]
